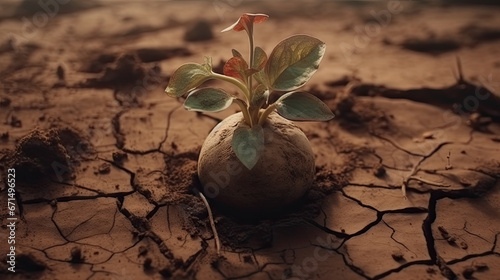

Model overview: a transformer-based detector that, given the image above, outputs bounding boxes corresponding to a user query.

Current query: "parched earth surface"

[1,1,500,279]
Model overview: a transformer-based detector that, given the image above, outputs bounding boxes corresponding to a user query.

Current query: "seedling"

[166,13,333,168]
[165,13,334,215]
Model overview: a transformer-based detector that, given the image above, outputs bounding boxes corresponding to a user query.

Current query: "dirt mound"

[80,53,117,74]
[400,37,460,55]
[79,52,169,106]
[184,20,214,42]
[2,126,93,184]
[81,54,146,89]
[136,47,192,63]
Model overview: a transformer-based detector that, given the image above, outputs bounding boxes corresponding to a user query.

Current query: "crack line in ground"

[462,221,492,244]
[381,219,412,253]
[334,246,371,280]
[111,104,182,156]
[64,211,101,239]
[22,191,136,205]
[157,105,181,151]
[370,133,424,157]
[371,260,434,280]
[100,157,159,208]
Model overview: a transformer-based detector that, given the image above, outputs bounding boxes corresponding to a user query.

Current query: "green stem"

[211,72,250,101]
[258,103,277,125]
[234,98,253,127]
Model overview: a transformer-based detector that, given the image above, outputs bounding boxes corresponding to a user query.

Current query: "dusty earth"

[1,0,500,279]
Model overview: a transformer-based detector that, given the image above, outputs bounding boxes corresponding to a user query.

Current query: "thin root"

[198,191,221,256]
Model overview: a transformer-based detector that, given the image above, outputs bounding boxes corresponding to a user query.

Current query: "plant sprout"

[165,13,334,169]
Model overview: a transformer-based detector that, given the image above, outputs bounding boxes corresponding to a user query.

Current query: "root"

[197,191,221,256]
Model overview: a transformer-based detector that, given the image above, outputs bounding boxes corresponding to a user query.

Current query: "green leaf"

[184,88,234,112]
[252,46,267,71]
[232,49,243,58]
[223,56,249,83]
[254,69,269,88]
[165,63,212,97]
[232,125,265,170]
[265,35,326,91]
[275,91,334,121]
[251,84,269,108]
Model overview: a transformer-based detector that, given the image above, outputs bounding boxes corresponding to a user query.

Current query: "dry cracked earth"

[1,1,500,280]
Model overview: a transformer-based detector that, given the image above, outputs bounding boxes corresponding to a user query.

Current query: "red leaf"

[223,56,249,82]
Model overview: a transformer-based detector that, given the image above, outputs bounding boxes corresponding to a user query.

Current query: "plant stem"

[198,191,221,256]
[234,98,253,127]
[248,33,254,102]
[211,72,250,101]
[258,103,277,125]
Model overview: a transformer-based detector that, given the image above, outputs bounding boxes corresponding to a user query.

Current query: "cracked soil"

[1,1,500,279]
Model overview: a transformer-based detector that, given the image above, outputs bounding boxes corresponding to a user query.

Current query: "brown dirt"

[1,1,500,280]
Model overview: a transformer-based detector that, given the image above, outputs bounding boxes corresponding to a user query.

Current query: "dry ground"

[1,1,500,279]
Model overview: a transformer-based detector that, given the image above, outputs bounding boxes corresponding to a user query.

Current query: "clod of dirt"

[16,252,46,272]
[56,65,65,81]
[447,235,457,245]
[474,263,489,272]
[461,263,490,279]
[437,257,457,279]
[422,131,434,139]
[438,226,450,239]
[400,36,460,54]
[96,163,111,174]
[159,267,173,278]
[0,131,8,141]
[6,129,70,182]
[81,53,117,73]
[334,93,355,117]
[135,47,191,63]
[112,151,128,165]
[0,96,11,107]
[2,126,93,183]
[9,115,22,128]
[81,54,145,88]
[373,163,386,177]
[56,127,94,159]
[391,251,405,262]
[184,20,214,42]
[143,258,153,270]
[467,112,492,130]
[70,246,84,263]
[462,267,475,279]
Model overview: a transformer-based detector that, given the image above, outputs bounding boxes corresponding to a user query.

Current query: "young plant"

[165,13,334,170]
